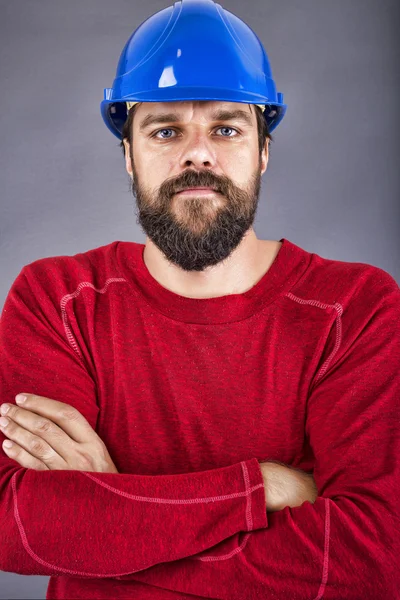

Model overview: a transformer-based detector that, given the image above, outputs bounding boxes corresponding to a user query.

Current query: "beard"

[129,155,263,272]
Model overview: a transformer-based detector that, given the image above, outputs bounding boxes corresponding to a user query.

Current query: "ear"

[260,140,270,175]
[123,139,133,178]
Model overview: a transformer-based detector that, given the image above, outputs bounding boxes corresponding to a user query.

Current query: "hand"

[259,460,318,512]
[0,394,118,473]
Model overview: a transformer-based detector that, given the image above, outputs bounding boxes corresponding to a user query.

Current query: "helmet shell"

[101,0,287,139]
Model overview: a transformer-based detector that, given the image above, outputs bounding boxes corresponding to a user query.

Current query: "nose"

[178,131,217,170]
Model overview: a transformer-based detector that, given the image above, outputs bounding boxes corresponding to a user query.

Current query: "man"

[0,1,399,599]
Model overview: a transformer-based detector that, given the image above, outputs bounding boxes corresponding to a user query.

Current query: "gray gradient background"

[0,0,399,598]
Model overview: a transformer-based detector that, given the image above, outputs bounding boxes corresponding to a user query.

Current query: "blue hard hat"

[101,0,287,140]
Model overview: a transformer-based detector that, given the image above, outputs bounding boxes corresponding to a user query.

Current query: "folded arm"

[1,263,399,599]
[0,266,267,578]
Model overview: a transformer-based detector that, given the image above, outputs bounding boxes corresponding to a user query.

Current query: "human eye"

[215,126,240,137]
[152,128,177,139]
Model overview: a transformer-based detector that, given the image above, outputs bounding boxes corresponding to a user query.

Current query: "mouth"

[176,187,219,194]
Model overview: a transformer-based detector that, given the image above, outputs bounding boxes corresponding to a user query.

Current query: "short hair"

[119,102,273,160]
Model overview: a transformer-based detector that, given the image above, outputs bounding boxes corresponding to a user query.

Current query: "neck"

[143,232,281,299]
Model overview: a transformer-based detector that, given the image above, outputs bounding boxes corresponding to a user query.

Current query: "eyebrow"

[139,108,253,131]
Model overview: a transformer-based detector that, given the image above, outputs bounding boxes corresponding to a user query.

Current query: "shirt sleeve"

[115,269,400,599]
[0,264,267,578]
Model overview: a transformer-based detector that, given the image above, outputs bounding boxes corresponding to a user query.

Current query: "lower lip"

[176,189,219,196]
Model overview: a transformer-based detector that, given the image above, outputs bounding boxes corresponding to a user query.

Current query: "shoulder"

[293,244,399,309]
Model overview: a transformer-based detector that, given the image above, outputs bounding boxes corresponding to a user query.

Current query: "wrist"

[259,462,290,512]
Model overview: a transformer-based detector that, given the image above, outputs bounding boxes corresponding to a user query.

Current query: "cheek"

[220,154,251,185]
[136,153,175,191]
[146,149,181,184]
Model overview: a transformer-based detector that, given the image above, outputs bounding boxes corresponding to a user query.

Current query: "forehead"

[139,100,251,112]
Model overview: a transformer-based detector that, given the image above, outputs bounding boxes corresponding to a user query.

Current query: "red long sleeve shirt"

[0,237,399,600]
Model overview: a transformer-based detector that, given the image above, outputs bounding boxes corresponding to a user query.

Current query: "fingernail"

[16,394,27,404]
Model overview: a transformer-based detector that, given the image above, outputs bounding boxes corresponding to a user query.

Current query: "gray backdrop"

[0,0,399,598]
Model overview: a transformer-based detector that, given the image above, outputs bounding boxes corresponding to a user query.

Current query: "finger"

[1,406,72,468]
[2,440,49,470]
[14,393,95,444]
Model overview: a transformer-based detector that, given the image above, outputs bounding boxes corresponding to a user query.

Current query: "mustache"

[160,170,230,196]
